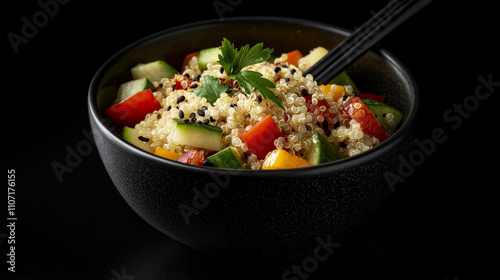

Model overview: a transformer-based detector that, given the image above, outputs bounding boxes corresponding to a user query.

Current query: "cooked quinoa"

[133,53,384,170]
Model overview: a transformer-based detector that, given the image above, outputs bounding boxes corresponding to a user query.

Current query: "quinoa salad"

[104,39,403,170]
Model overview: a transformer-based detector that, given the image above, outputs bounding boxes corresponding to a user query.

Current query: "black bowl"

[88,17,419,263]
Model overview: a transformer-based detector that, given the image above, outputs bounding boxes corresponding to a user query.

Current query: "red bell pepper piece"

[241,115,283,159]
[176,150,204,166]
[356,93,385,103]
[341,96,388,142]
[105,89,162,128]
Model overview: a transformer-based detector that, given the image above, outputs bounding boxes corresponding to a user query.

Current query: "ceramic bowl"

[88,17,419,263]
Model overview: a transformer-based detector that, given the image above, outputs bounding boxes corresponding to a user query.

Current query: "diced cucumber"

[305,132,344,165]
[121,126,153,153]
[115,78,155,104]
[205,147,245,169]
[198,47,221,71]
[329,71,361,94]
[171,118,222,151]
[130,60,178,82]
[298,46,328,71]
[362,99,404,131]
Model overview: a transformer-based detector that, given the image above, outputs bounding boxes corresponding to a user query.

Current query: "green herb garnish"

[194,38,285,110]
[193,75,228,105]
[219,38,284,110]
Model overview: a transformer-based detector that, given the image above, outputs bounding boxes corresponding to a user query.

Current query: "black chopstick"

[304,0,433,85]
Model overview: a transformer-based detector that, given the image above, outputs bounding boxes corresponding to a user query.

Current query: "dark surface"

[3,0,499,279]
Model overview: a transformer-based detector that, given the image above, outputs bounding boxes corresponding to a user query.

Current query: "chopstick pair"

[304,0,433,85]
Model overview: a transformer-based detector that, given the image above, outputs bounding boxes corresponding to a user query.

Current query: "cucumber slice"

[130,60,178,82]
[121,126,153,153]
[329,71,361,94]
[362,99,404,131]
[305,132,344,165]
[171,118,222,151]
[205,147,245,169]
[298,46,328,71]
[198,47,221,71]
[115,78,155,104]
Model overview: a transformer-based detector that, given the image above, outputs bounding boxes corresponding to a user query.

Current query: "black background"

[3,0,499,279]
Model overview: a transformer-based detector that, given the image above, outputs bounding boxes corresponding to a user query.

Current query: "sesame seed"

[197,109,205,117]
[322,121,331,136]
[176,96,186,103]
[178,110,184,118]
[138,136,149,142]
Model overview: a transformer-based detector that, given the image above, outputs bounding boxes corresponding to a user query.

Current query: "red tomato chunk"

[341,96,388,142]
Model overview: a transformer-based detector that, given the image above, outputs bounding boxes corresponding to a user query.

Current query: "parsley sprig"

[194,38,284,110]
[193,75,228,105]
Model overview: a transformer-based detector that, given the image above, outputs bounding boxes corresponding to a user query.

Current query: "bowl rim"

[88,16,419,178]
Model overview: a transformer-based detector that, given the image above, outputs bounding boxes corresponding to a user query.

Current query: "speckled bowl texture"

[88,17,419,263]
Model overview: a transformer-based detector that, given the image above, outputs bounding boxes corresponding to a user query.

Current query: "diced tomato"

[241,115,283,159]
[105,89,162,128]
[220,77,236,88]
[357,93,385,103]
[173,74,193,90]
[304,95,334,120]
[176,150,204,166]
[341,96,388,142]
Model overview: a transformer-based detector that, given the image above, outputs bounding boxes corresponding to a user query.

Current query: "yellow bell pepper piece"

[262,149,313,170]
[154,147,180,161]
[320,84,345,103]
